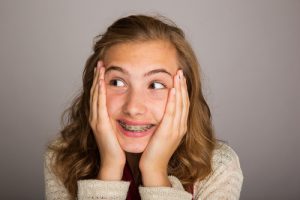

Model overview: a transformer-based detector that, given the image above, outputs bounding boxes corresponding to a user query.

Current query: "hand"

[89,61,126,180]
[139,70,190,186]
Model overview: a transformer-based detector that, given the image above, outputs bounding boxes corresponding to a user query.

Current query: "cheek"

[106,91,123,117]
[148,91,169,120]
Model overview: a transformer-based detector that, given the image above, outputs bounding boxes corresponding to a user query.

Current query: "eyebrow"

[105,65,172,77]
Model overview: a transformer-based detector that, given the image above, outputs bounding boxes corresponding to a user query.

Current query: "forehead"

[103,40,179,75]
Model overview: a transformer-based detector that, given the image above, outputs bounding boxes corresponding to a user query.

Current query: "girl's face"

[103,40,179,153]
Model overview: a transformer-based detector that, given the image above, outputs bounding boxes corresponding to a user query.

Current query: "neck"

[125,152,142,184]
[126,152,142,171]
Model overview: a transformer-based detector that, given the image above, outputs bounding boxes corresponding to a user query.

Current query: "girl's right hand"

[89,61,126,180]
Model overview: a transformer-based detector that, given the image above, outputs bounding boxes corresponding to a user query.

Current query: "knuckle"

[95,123,101,132]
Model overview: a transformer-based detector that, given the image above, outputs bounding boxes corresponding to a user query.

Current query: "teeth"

[119,121,153,132]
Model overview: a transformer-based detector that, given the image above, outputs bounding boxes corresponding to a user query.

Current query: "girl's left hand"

[139,70,190,186]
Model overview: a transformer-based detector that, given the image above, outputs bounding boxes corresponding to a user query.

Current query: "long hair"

[48,14,216,199]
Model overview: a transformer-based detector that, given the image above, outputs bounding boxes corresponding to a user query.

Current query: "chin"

[117,133,153,153]
[120,142,147,153]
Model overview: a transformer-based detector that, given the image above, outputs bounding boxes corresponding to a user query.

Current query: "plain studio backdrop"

[0,0,299,199]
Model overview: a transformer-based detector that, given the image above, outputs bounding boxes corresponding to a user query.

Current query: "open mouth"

[117,120,155,132]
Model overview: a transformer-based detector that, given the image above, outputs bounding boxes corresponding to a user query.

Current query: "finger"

[160,86,176,131]
[180,71,189,135]
[91,61,102,94]
[98,67,109,121]
[91,61,101,93]
[90,61,102,107]
[89,61,101,122]
[93,64,97,78]
[174,71,183,135]
[90,77,99,123]
[99,62,105,80]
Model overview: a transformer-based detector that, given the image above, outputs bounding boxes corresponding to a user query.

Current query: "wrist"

[97,163,125,181]
[140,169,171,187]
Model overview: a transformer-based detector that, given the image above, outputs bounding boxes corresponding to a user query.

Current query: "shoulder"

[43,146,57,179]
[211,142,242,171]
[193,142,243,199]
[44,148,54,169]
[44,139,72,199]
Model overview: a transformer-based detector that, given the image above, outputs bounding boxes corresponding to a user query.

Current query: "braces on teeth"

[119,121,153,132]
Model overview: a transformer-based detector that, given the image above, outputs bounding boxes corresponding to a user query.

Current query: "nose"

[122,89,147,117]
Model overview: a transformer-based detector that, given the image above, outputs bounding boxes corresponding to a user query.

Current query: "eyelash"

[109,79,126,87]
[149,82,167,89]
[109,79,167,89]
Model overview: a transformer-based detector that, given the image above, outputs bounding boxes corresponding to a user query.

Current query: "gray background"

[0,0,299,199]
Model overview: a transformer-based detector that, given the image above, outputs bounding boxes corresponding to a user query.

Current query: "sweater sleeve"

[194,143,244,200]
[44,150,130,200]
[77,180,130,200]
[138,175,192,200]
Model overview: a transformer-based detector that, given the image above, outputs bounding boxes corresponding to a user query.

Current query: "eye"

[109,79,125,87]
[149,82,166,89]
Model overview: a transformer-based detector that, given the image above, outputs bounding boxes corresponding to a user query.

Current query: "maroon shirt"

[122,161,141,200]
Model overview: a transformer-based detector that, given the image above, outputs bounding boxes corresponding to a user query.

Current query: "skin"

[89,40,190,187]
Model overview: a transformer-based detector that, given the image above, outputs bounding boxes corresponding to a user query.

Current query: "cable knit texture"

[138,175,192,200]
[78,180,130,199]
[44,142,243,200]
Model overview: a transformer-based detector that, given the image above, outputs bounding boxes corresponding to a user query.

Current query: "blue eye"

[109,79,125,87]
[150,82,166,89]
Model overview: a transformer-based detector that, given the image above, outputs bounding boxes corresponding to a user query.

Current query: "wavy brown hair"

[47,14,216,199]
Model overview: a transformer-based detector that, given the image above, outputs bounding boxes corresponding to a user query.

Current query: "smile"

[116,119,156,138]
[118,120,154,132]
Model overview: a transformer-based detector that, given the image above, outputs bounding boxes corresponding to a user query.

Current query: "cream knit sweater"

[44,142,243,200]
